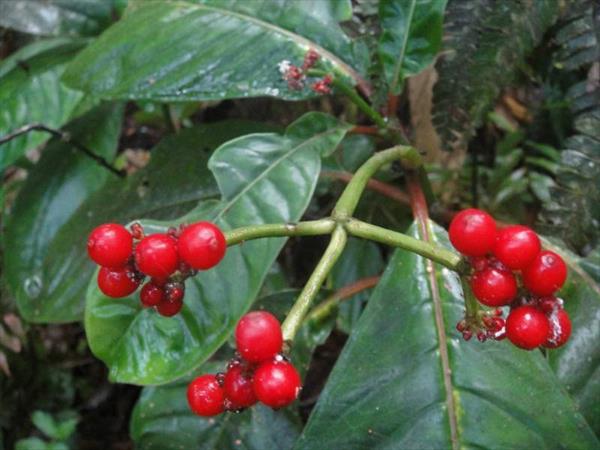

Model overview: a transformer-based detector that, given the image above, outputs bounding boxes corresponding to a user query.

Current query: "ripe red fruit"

[187,374,225,417]
[135,234,179,278]
[156,297,183,317]
[235,311,283,363]
[97,267,139,298]
[506,306,550,350]
[223,365,257,409]
[448,209,497,256]
[140,282,164,307]
[544,308,572,349]
[522,251,567,296]
[470,267,517,307]
[253,360,301,408]
[87,223,132,268]
[493,225,541,270]
[178,222,226,270]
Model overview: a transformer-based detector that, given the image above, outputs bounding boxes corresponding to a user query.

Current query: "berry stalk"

[224,219,335,246]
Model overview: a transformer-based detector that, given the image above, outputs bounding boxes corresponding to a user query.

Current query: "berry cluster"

[187,311,302,417]
[87,221,226,316]
[278,49,332,94]
[449,209,571,350]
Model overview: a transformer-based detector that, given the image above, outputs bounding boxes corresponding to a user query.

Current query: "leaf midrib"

[390,0,417,92]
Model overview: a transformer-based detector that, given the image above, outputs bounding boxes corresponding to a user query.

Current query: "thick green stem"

[224,219,335,246]
[332,146,422,220]
[345,219,462,270]
[461,276,480,320]
[281,226,348,341]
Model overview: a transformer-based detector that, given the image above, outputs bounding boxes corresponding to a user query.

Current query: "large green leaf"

[6,121,272,323]
[0,38,88,171]
[378,0,447,95]
[296,222,599,450]
[4,103,124,323]
[62,0,369,101]
[130,361,301,450]
[433,0,561,150]
[84,113,350,385]
[0,0,125,36]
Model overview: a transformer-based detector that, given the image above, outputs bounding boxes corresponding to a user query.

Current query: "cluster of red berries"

[279,49,333,94]
[87,221,226,316]
[449,208,571,350]
[187,311,302,417]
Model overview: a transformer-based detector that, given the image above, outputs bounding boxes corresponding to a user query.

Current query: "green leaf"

[85,112,350,385]
[0,0,123,36]
[62,0,369,101]
[0,38,88,171]
[433,0,561,150]
[378,0,447,95]
[4,103,124,323]
[547,244,600,435]
[31,411,58,440]
[295,222,599,450]
[15,438,47,450]
[130,362,301,450]
[330,237,383,333]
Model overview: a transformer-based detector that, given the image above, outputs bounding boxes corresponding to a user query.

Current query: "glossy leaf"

[4,103,124,323]
[0,0,125,36]
[378,0,447,95]
[130,362,301,450]
[85,113,350,385]
[0,38,88,171]
[296,223,599,450]
[547,244,600,435]
[62,0,369,101]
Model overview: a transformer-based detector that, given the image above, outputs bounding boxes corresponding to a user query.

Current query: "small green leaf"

[62,0,369,101]
[15,438,47,450]
[31,411,58,440]
[378,0,447,95]
[84,113,349,385]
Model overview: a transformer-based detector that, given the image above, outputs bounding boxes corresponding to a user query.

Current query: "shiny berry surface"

[544,308,572,349]
[522,251,567,296]
[135,234,179,278]
[87,223,132,268]
[223,364,257,409]
[493,225,541,270]
[178,222,226,270]
[97,267,139,298]
[448,209,497,256]
[140,282,164,307]
[253,360,301,408]
[470,267,517,307]
[506,306,550,350]
[187,374,224,417]
[156,297,183,317]
[235,311,283,363]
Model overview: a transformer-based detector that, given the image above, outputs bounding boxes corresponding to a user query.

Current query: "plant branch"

[461,276,480,320]
[0,123,125,177]
[322,170,411,205]
[331,77,388,129]
[281,226,348,341]
[306,275,380,324]
[224,219,335,246]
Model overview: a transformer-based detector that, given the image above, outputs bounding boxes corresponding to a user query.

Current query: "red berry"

[538,296,562,314]
[506,306,550,350]
[87,223,132,268]
[448,209,497,256]
[140,282,164,307]
[493,225,541,270]
[156,296,183,317]
[235,312,283,363]
[470,267,517,307]
[253,360,301,408]
[178,222,226,270]
[522,251,567,296]
[223,365,257,409]
[470,256,489,271]
[166,282,185,302]
[187,374,225,417]
[135,234,179,278]
[97,267,140,298]
[544,308,572,349]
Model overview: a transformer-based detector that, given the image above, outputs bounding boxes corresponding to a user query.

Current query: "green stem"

[345,219,462,270]
[224,219,335,246]
[332,146,421,220]
[461,276,480,320]
[281,226,348,341]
